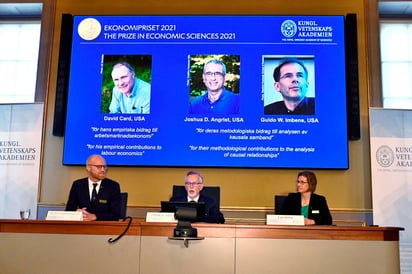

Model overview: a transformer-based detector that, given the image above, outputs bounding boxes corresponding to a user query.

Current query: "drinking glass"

[20,209,31,220]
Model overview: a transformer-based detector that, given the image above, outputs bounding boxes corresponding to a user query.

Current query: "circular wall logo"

[376,145,394,167]
[281,20,297,38]
[77,18,101,41]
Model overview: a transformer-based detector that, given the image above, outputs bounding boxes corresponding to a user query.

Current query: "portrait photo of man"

[263,56,315,115]
[100,55,152,114]
[188,55,240,115]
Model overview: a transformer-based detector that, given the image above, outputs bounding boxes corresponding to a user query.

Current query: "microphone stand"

[107,216,132,244]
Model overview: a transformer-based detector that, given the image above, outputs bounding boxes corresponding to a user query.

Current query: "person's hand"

[304,218,315,225]
[77,208,97,221]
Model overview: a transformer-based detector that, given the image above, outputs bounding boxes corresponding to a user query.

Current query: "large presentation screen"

[63,15,349,169]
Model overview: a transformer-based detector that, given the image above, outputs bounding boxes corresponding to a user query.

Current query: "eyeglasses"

[296,180,308,184]
[204,71,225,78]
[185,182,203,186]
[88,164,107,170]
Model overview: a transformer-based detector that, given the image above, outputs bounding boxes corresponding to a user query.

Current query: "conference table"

[0,219,402,274]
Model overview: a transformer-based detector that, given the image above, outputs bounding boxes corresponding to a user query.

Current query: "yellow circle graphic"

[78,18,101,41]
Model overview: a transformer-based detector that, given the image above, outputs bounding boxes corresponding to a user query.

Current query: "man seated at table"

[65,154,121,221]
[169,170,225,224]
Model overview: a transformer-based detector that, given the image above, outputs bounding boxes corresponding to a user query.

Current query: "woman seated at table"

[279,170,332,225]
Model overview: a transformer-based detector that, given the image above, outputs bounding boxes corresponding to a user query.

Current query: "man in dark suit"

[170,170,225,224]
[65,154,121,221]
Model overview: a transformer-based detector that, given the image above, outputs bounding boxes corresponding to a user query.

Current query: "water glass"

[20,209,31,220]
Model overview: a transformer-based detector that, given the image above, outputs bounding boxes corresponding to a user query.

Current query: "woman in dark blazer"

[280,170,332,225]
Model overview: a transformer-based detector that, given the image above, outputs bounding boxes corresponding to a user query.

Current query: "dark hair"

[185,170,204,184]
[273,58,308,82]
[297,170,317,192]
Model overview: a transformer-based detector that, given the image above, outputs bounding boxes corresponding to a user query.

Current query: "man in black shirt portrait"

[264,58,315,115]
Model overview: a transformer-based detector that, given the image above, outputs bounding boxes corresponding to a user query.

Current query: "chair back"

[172,185,221,209]
[274,195,287,214]
[120,192,128,219]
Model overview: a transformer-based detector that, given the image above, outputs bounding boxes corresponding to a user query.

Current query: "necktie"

[91,183,98,206]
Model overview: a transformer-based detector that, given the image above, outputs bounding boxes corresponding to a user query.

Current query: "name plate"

[46,211,83,221]
[146,212,177,223]
[266,214,304,226]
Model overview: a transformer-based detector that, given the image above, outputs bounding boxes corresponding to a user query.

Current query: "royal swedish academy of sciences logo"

[281,20,297,38]
[376,145,394,168]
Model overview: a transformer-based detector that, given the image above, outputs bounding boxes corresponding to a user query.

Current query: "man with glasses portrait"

[264,57,315,115]
[189,59,240,115]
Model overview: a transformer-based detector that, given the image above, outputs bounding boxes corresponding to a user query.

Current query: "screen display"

[63,15,348,169]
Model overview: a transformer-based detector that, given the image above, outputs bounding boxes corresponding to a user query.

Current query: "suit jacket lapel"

[81,179,92,207]
[98,179,106,200]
